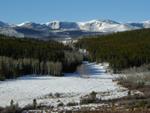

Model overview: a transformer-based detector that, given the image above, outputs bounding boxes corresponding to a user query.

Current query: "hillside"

[0,35,83,80]
[76,28,150,72]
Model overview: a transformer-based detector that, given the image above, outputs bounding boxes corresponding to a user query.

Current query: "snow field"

[0,62,127,107]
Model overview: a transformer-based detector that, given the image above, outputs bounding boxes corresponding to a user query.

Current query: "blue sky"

[0,0,150,24]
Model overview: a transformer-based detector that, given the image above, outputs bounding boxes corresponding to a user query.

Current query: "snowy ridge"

[78,20,132,32]
[143,20,150,28]
[0,19,150,38]
[17,19,150,32]
[46,21,80,30]
[0,21,9,28]
[0,27,24,37]
[17,21,49,31]
[17,21,31,27]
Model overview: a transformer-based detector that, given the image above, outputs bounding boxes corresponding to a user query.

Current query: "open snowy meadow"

[0,62,128,107]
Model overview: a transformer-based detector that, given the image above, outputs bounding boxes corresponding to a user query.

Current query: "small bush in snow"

[80,91,97,104]
[57,102,64,107]
[55,93,61,98]
[117,72,150,89]
[0,101,21,113]
[33,99,37,109]
[67,102,78,106]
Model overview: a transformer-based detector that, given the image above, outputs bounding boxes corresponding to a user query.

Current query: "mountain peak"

[0,19,150,39]
[17,21,33,27]
[0,21,9,27]
[46,21,79,30]
[80,19,119,24]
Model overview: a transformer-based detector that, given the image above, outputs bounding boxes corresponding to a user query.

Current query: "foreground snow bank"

[0,62,127,107]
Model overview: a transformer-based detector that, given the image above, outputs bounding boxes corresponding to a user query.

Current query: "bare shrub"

[80,91,97,104]
[55,93,61,98]
[117,71,150,89]
[57,102,64,107]
[67,102,78,106]
[0,100,21,113]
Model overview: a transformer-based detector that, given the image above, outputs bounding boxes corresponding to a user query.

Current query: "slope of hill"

[0,35,83,80]
[76,28,150,72]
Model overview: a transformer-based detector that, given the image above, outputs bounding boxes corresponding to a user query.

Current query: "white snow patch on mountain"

[1,19,150,39]
[0,27,24,37]
[46,21,80,30]
[17,21,31,27]
[78,19,132,32]
[143,20,150,28]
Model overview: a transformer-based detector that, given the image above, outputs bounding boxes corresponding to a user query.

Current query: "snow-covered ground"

[0,62,127,107]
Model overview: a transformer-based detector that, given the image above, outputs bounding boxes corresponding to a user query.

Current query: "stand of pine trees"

[0,35,83,80]
[76,28,150,73]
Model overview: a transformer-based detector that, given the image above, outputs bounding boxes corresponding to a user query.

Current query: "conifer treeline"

[0,35,83,80]
[76,29,150,73]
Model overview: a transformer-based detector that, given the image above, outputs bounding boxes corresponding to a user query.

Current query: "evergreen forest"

[0,35,83,80]
[76,29,150,73]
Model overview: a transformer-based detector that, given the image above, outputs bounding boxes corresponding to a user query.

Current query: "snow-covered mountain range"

[0,19,150,39]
